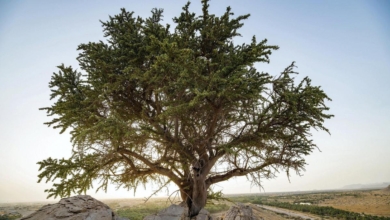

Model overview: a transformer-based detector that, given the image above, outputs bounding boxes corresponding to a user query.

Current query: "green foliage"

[37,155,100,198]
[0,213,22,220]
[116,203,169,220]
[207,189,232,204]
[204,203,230,213]
[38,0,333,206]
[229,195,265,204]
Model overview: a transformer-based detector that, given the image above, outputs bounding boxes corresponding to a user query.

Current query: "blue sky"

[0,0,389,203]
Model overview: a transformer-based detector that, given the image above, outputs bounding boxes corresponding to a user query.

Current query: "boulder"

[223,203,257,220]
[144,204,211,220]
[21,195,128,220]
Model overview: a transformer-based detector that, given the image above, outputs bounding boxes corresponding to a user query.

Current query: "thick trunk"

[188,176,207,217]
[180,159,209,217]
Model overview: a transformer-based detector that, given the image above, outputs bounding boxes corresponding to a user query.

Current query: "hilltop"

[342,182,390,190]
[382,185,390,192]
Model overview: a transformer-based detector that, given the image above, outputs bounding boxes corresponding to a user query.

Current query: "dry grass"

[318,190,390,217]
[102,197,178,211]
[247,188,390,218]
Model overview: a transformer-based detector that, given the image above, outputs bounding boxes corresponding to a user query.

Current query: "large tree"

[38,0,332,217]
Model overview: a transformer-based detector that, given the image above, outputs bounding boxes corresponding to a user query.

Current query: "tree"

[38,0,333,217]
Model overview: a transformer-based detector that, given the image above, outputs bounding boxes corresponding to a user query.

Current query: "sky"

[0,0,389,203]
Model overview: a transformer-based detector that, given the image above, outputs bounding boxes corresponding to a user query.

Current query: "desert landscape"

[319,188,390,216]
[228,186,390,219]
[1,186,389,220]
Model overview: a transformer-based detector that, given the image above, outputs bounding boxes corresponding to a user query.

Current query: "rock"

[144,204,211,220]
[21,195,128,220]
[223,203,257,220]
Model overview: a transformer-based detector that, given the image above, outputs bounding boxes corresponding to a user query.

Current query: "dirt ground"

[250,204,319,220]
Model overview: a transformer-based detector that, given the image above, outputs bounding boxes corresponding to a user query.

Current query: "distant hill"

[342,182,390,190]
[382,185,390,192]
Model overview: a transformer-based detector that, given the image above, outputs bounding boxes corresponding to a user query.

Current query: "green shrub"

[0,214,22,220]
[116,203,169,220]
[204,203,230,213]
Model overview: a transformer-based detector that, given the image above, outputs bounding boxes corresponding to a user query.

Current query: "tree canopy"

[38,0,333,216]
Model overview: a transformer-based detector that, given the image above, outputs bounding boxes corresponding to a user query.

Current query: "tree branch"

[205,160,277,187]
[118,148,181,186]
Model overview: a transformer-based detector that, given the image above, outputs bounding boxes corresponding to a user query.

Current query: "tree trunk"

[180,160,209,217]
[188,176,207,217]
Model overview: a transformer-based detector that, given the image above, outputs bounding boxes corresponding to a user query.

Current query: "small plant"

[204,203,230,213]
[116,202,169,220]
[0,213,22,220]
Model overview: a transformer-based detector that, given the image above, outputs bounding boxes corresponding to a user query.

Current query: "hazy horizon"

[1,0,389,204]
[1,181,389,204]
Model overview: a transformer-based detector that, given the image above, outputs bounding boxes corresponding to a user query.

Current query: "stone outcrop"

[222,203,257,220]
[21,195,128,220]
[144,204,211,220]
[20,195,259,220]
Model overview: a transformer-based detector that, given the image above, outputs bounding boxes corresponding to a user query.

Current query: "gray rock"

[223,203,257,220]
[144,204,211,220]
[21,195,128,220]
